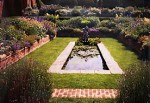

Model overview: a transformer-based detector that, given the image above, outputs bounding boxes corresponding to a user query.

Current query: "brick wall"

[0,0,4,17]
[1,0,37,16]
[0,36,50,69]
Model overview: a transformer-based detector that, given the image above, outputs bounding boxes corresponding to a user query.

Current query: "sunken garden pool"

[48,41,123,74]
[63,45,108,70]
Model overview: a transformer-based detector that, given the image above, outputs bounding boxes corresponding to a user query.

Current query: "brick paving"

[52,89,118,98]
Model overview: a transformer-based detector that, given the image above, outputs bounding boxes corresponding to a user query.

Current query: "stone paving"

[98,43,124,74]
[52,89,118,98]
[48,42,123,74]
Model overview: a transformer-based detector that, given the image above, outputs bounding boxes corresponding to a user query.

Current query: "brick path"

[52,89,118,98]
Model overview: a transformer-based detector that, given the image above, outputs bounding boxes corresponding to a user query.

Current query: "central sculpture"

[82,26,89,42]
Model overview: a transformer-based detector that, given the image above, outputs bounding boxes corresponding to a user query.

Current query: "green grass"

[101,38,140,71]
[27,38,77,67]
[19,37,141,102]
[52,74,120,89]
[24,37,140,89]
[49,98,116,103]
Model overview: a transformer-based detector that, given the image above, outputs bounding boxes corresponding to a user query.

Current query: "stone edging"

[98,43,123,74]
[48,42,123,74]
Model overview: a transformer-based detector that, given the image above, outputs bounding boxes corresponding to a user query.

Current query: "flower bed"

[0,35,50,69]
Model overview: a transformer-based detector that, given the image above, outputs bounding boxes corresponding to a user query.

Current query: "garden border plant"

[0,58,52,103]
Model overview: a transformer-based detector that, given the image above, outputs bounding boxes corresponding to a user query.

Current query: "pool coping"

[48,42,123,74]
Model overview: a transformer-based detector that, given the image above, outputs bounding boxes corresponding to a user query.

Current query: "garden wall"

[0,35,50,69]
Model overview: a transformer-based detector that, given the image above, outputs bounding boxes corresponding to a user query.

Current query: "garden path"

[52,89,118,98]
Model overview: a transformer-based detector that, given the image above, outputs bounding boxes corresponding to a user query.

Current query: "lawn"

[23,37,140,102]
[25,37,140,89]
[101,38,140,71]
[49,98,116,103]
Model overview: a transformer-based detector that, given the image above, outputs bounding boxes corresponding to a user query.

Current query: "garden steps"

[52,89,118,98]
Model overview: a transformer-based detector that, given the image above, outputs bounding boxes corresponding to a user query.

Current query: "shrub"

[66,17,82,28]
[3,25,25,41]
[23,35,37,45]
[99,20,116,28]
[98,27,110,33]
[76,38,101,46]
[26,26,44,36]
[90,7,101,16]
[0,58,52,103]
[57,17,100,28]
[81,20,91,27]
[56,9,71,16]
[39,5,63,16]
[45,13,59,23]
[135,23,150,36]
[71,9,81,16]
[117,63,150,103]
[88,38,101,46]
[86,17,100,27]
[23,5,39,16]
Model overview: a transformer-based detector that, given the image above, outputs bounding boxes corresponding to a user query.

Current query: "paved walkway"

[52,89,118,98]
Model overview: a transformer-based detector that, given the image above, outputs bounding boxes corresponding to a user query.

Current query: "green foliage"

[117,63,150,103]
[0,58,52,103]
[81,20,91,27]
[87,17,100,27]
[1,25,25,41]
[12,18,28,31]
[57,17,100,28]
[26,26,43,36]
[12,18,46,37]
[23,35,37,45]
[71,9,81,16]
[76,38,101,46]
[99,20,116,28]
[88,38,101,46]
[56,9,70,16]
[135,23,150,36]
[23,5,39,16]
[98,27,110,33]
[76,38,84,46]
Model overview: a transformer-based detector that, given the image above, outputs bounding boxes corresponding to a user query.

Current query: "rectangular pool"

[63,45,108,70]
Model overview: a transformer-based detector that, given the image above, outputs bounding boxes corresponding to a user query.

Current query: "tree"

[77,0,95,7]
[59,0,78,7]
